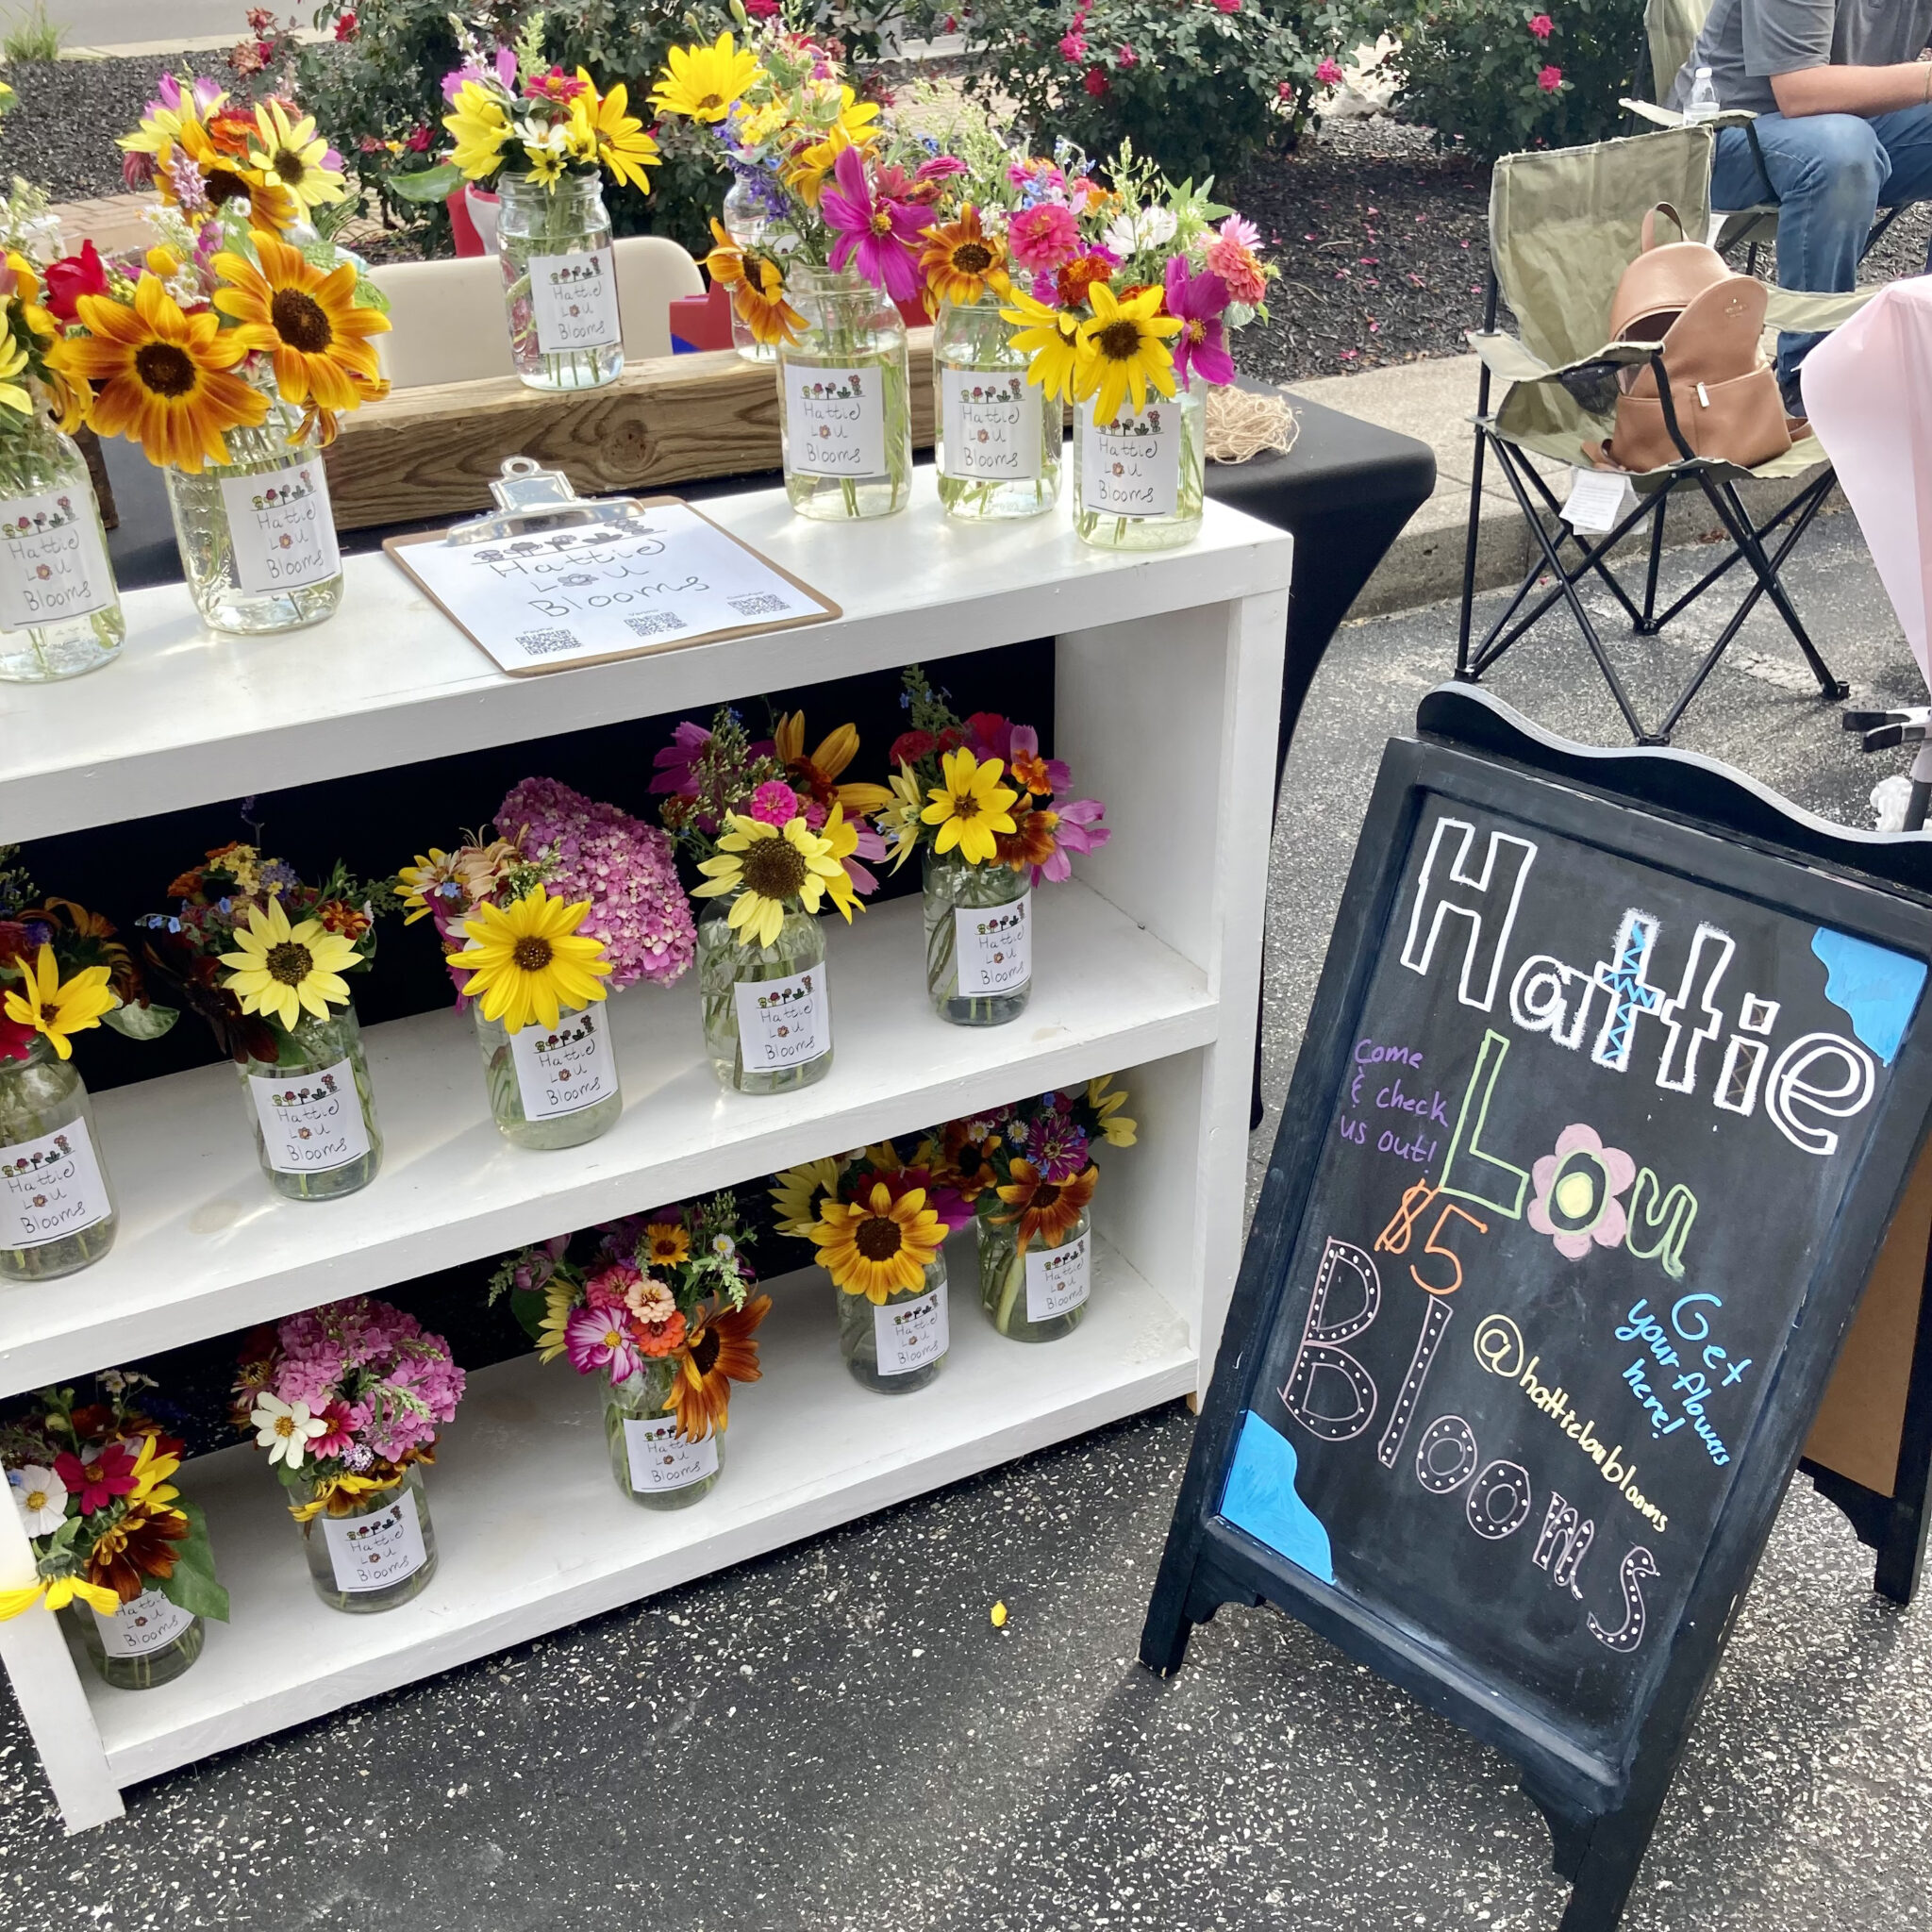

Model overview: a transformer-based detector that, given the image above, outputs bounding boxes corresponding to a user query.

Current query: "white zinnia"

[1102,205,1178,258]
[251,1392,328,1470]
[8,1465,68,1536]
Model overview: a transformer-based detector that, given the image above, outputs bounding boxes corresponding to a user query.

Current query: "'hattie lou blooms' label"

[528,246,621,354]
[733,966,829,1072]
[1080,401,1183,518]
[788,366,888,477]
[624,1414,720,1491]
[0,488,115,630]
[941,371,1042,481]
[321,1491,429,1593]
[93,1587,194,1657]
[218,458,341,595]
[874,1280,949,1375]
[955,893,1032,996]
[508,1005,615,1120]
[0,1118,113,1249]
[248,1058,372,1174]
[1025,1225,1093,1322]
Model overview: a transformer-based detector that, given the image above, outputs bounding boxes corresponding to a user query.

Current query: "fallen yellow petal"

[991,1600,1008,1628]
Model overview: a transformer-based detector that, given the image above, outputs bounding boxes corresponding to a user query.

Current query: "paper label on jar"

[218,458,341,595]
[941,371,1041,481]
[788,365,887,477]
[248,1057,371,1175]
[1080,402,1182,519]
[623,1415,720,1492]
[0,488,115,629]
[955,893,1030,997]
[93,1587,194,1657]
[508,1005,615,1120]
[0,1117,112,1249]
[874,1280,949,1375]
[732,966,828,1074]
[1025,1226,1091,1322]
[529,247,621,354]
[322,1491,429,1594]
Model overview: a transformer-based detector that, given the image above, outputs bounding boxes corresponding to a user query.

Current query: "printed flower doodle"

[1527,1123,1635,1258]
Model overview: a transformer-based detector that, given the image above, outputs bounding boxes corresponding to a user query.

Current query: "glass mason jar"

[697,902,831,1096]
[0,416,124,682]
[1073,385,1207,551]
[978,1204,1093,1343]
[933,294,1059,520]
[235,1004,383,1202]
[776,264,912,521]
[71,1589,204,1690]
[164,403,344,634]
[605,1358,723,1508]
[836,1253,949,1394]
[923,849,1031,1026]
[723,175,794,365]
[497,169,623,391]
[294,1463,437,1614]
[475,999,622,1150]
[0,1038,118,1283]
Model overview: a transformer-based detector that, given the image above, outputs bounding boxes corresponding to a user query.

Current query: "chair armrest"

[1764,286,1876,331]
[1467,331,1551,384]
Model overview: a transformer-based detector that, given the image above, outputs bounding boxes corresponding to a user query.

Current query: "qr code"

[624,611,685,640]
[728,592,790,618]
[515,627,583,658]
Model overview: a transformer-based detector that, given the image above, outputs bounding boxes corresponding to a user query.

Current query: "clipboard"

[383,458,841,676]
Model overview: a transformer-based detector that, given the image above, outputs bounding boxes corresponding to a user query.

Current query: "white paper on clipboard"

[384,498,840,675]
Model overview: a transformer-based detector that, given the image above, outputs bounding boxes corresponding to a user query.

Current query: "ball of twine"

[1204,385,1299,464]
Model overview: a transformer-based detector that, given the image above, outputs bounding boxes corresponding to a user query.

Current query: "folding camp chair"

[1454,123,1869,744]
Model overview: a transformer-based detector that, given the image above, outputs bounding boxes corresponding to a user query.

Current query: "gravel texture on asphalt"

[0,53,223,200]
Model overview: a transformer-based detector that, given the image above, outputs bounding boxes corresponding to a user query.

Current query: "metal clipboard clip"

[442,455,658,548]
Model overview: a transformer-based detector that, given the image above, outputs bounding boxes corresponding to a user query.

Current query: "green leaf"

[158,1498,231,1622]
[508,1285,550,1348]
[103,1000,177,1041]
[385,161,465,205]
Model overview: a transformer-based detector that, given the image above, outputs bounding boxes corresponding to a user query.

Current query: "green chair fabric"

[1645,0,1707,103]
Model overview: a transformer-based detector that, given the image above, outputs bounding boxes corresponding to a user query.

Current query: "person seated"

[1669,0,1932,408]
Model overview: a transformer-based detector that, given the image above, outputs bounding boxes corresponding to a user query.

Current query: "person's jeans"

[1713,107,1932,401]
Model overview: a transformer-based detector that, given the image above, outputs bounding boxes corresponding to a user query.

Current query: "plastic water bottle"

[1684,67,1720,123]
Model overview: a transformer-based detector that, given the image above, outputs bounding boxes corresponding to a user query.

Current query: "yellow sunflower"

[572,72,659,189]
[808,1178,946,1303]
[395,841,521,924]
[651,31,762,123]
[534,1278,575,1363]
[641,1222,691,1267]
[708,228,802,347]
[219,897,361,1032]
[780,90,880,207]
[1086,1074,1137,1147]
[691,813,845,949]
[922,206,1009,308]
[816,805,865,922]
[0,335,30,419]
[443,80,511,182]
[991,1159,1098,1254]
[246,99,348,209]
[212,229,389,412]
[771,1156,846,1238]
[2,945,118,1060]
[158,115,295,231]
[457,889,612,1036]
[999,289,1083,404]
[881,763,925,873]
[921,749,1019,866]
[0,1573,121,1621]
[1074,280,1181,428]
[53,274,267,474]
[774,711,894,817]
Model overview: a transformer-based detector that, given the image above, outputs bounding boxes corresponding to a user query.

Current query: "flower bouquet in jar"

[772,1141,972,1395]
[654,706,889,1095]
[0,852,173,1281]
[234,1297,463,1614]
[44,71,388,631]
[489,1192,769,1509]
[396,778,692,1152]
[0,1368,228,1688]
[926,1076,1137,1342]
[876,664,1108,1027]
[139,836,395,1201]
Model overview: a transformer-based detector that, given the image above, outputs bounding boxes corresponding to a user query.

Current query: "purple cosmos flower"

[1008,724,1071,795]
[841,821,890,897]
[564,1305,641,1384]
[441,44,518,104]
[821,145,932,304]
[1163,258,1235,390]
[650,720,711,796]
[1035,797,1108,884]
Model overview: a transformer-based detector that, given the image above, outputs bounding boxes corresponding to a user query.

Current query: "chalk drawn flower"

[1527,1124,1635,1259]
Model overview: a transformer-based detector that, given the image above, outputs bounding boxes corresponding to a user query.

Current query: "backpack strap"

[1641,202,1689,251]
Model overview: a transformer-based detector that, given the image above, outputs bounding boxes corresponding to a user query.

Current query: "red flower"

[0,1012,34,1061]
[890,728,936,767]
[334,8,358,36]
[1537,63,1563,90]
[745,0,779,14]
[1083,65,1109,95]
[1528,11,1554,36]
[43,241,108,324]
[1315,56,1344,85]
[404,124,433,153]
[54,1442,139,1516]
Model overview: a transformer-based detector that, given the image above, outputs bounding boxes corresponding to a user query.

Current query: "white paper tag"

[247,1057,372,1175]
[732,965,829,1074]
[1080,402,1182,518]
[941,370,1042,481]
[874,1280,949,1375]
[508,1004,615,1120]
[1025,1225,1091,1322]
[529,246,621,354]
[787,365,888,477]
[0,1116,113,1249]
[218,458,341,595]
[1564,466,1634,535]
[623,1414,720,1492]
[93,1587,194,1657]
[0,488,115,629]
[955,892,1030,996]
[322,1489,429,1593]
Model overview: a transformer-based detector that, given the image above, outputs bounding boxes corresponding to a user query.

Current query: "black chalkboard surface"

[1143,688,1932,1932]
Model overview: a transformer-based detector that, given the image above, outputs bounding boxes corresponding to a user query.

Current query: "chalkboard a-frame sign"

[1143,686,1932,1932]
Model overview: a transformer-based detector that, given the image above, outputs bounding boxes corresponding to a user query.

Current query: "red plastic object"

[445,185,495,258]
[670,278,736,354]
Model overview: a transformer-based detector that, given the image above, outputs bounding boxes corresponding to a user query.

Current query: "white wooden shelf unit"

[0,485,1292,1831]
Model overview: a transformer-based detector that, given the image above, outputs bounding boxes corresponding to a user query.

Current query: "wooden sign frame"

[1142,685,1932,1932]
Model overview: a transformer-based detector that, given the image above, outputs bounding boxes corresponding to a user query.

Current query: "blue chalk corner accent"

[1810,928,1926,1066]
[1218,1411,1335,1585]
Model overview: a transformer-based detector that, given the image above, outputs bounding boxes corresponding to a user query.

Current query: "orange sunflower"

[991,1159,1097,1254]
[774,710,894,817]
[920,205,1009,308]
[995,808,1059,874]
[664,1295,771,1441]
[211,228,390,411]
[52,274,268,473]
[158,114,295,231]
[706,221,802,347]
[87,1495,190,1603]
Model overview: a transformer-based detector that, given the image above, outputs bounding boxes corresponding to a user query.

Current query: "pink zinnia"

[1205,219,1268,306]
[748,779,802,827]
[585,1259,641,1311]
[1164,258,1236,390]
[821,144,931,303]
[565,1305,641,1383]
[916,154,968,182]
[1009,202,1080,275]
[1538,63,1563,90]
